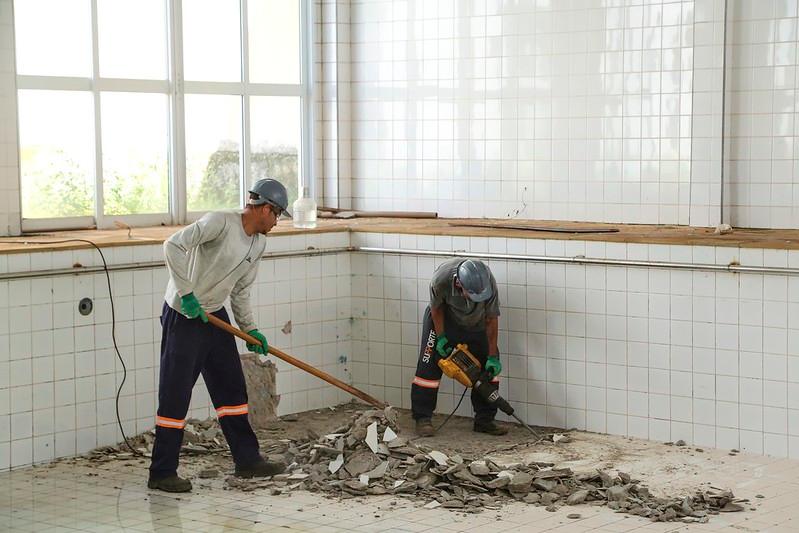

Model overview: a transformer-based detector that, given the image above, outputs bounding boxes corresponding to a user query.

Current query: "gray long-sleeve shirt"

[163,211,266,333]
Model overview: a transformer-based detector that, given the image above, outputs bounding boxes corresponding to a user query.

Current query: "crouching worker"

[148,178,290,492]
[411,258,507,437]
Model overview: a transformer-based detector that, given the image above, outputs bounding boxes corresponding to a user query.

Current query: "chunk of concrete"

[363,460,389,479]
[520,493,537,504]
[533,479,556,492]
[240,353,279,430]
[485,476,510,489]
[508,472,534,494]
[607,485,628,502]
[469,461,490,476]
[566,490,588,505]
[541,492,559,505]
[344,450,382,476]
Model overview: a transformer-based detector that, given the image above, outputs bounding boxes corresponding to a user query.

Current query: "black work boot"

[148,474,192,493]
[415,418,435,437]
[473,419,508,436]
[234,457,286,478]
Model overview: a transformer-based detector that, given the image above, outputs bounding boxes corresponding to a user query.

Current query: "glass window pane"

[18,90,95,218]
[248,0,301,84]
[182,0,242,82]
[101,93,169,215]
[185,94,242,211]
[249,96,301,207]
[14,0,92,77]
[98,0,168,80]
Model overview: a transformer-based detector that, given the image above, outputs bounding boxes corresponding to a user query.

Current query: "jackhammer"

[438,343,541,438]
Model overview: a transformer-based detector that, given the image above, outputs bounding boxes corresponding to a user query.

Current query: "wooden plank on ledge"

[449,221,620,234]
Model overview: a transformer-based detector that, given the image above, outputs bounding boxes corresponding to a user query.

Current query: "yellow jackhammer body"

[438,344,540,438]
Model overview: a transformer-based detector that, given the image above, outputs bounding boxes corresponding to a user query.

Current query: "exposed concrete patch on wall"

[241,353,279,429]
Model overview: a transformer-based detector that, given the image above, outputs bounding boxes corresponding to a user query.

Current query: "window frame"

[15,0,314,232]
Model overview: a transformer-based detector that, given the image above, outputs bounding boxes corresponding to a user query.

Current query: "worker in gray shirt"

[148,178,289,492]
[411,258,507,436]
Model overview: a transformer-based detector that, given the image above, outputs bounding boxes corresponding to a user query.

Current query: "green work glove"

[180,293,207,323]
[435,333,453,359]
[247,329,268,355]
[485,356,502,377]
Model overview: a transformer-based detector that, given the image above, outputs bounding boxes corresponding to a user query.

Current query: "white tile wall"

[0,233,352,471]
[724,0,799,228]
[350,232,799,460]
[312,0,799,229]
[342,0,696,224]
[254,232,353,414]
[0,0,20,236]
[317,0,353,209]
[3,230,799,470]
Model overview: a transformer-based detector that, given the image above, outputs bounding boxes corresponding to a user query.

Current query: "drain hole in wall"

[78,297,94,316]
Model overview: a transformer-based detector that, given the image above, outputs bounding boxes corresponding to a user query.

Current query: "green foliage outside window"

[189,142,298,211]
[21,147,93,218]
[21,144,298,219]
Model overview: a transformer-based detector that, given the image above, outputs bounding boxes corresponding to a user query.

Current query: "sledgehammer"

[206,313,386,409]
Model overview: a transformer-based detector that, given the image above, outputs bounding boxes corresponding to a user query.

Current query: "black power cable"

[435,386,468,433]
[4,238,142,456]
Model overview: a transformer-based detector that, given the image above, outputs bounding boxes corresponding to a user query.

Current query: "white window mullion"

[22,216,96,233]
[300,0,314,197]
[94,78,171,93]
[15,76,93,91]
[183,80,257,94]
[171,0,187,224]
[241,0,251,207]
[90,0,105,228]
[246,83,304,97]
[103,213,173,227]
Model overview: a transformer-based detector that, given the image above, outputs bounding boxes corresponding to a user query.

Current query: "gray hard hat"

[248,178,292,218]
[456,259,493,302]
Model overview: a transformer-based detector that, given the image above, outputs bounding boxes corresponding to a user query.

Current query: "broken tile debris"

[198,468,220,479]
[328,454,344,474]
[428,450,448,466]
[365,422,379,453]
[383,427,397,442]
[90,405,745,524]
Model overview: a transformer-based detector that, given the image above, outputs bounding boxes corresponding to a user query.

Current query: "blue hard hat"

[248,178,292,218]
[457,259,493,302]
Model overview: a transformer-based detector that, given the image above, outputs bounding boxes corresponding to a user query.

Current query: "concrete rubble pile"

[88,417,229,461]
[91,408,746,523]
[244,409,746,523]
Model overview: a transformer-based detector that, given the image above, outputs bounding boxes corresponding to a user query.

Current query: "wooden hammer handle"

[205,313,386,409]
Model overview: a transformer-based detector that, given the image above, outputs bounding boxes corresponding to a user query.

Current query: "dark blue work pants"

[410,306,499,423]
[149,302,261,479]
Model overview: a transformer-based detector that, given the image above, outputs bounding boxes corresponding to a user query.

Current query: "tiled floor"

[1,449,798,533]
